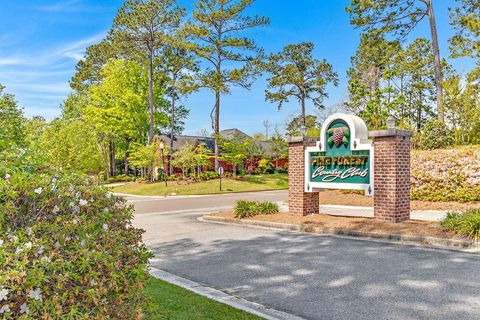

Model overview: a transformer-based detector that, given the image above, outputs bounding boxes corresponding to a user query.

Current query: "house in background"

[158,128,287,174]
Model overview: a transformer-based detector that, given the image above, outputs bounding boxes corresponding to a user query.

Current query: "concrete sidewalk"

[277,203,447,222]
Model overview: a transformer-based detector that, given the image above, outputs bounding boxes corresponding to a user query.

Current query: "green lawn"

[113,174,288,196]
[145,277,262,320]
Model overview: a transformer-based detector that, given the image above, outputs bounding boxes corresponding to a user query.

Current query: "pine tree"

[184,0,269,170]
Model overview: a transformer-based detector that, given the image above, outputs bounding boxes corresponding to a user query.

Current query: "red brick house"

[158,129,287,174]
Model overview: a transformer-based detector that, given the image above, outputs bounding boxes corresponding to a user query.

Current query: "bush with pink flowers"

[411,146,480,202]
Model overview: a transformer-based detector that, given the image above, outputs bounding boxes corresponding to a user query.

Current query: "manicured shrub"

[105,174,135,184]
[0,148,152,319]
[198,171,220,181]
[234,200,279,219]
[256,159,274,174]
[441,210,480,240]
[420,119,454,150]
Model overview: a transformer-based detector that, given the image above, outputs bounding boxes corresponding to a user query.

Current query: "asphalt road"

[130,191,480,320]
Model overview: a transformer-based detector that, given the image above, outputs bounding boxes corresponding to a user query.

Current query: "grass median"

[113,174,288,196]
[145,277,262,319]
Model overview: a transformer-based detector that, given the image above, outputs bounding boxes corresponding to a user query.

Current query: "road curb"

[200,215,479,253]
[149,267,306,320]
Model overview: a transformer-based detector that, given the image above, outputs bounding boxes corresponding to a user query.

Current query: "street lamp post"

[159,141,168,187]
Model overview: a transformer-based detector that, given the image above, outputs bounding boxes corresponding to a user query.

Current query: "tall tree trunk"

[109,140,116,178]
[427,0,444,122]
[301,95,306,132]
[148,51,155,143]
[417,92,422,131]
[214,90,220,171]
[124,137,130,176]
[169,81,176,175]
[100,138,110,180]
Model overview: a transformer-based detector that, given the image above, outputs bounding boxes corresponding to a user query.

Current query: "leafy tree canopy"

[450,0,480,59]
[0,84,25,150]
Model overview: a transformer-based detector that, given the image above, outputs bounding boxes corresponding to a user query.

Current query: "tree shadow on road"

[149,232,480,320]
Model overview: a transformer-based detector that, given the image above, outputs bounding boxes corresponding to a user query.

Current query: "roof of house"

[158,128,276,154]
[158,134,215,152]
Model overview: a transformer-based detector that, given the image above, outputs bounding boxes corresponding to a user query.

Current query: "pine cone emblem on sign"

[333,129,344,147]
[327,125,350,148]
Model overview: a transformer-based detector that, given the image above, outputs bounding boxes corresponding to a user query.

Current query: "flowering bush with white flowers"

[0,148,152,319]
[411,146,480,202]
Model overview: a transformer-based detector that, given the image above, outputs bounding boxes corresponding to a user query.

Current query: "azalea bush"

[410,146,480,202]
[0,148,152,319]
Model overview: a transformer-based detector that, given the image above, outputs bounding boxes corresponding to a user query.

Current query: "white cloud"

[0,57,25,66]
[56,32,106,61]
[37,0,83,13]
[9,83,71,94]
[0,31,106,119]
[0,31,106,68]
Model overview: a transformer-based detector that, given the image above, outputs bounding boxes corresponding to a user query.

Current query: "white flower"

[41,256,51,263]
[103,207,109,213]
[0,239,3,246]
[20,303,29,314]
[66,236,71,241]
[54,241,60,248]
[37,246,45,255]
[0,288,8,301]
[78,199,88,206]
[53,205,60,214]
[0,304,10,314]
[24,242,32,250]
[27,227,33,236]
[80,240,86,247]
[15,247,23,254]
[28,288,42,301]
[90,279,98,286]
[34,187,43,194]
[102,224,109,231]
[72,219,78,225]
[4,174,10,179]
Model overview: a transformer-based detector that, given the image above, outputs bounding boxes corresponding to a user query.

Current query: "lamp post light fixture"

[386,115,396,130]
[299,125,307,138]
[159,141,168,187]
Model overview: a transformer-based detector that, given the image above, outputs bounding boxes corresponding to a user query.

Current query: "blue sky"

[0,0,474,136]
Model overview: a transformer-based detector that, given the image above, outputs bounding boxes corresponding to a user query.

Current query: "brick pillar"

[369,129,413,223]
[288,137,319,216]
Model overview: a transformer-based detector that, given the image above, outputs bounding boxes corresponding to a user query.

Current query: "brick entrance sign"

[288,137,319,215]
[288,114,413,223]
[369,129,413,222]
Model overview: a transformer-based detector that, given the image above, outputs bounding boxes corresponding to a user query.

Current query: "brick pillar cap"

[286,136,318,143]
[369,129,413,138]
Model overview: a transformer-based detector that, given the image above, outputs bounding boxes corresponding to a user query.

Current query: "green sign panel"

[306,114,373,194]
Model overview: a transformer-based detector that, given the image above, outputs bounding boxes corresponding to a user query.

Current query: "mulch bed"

[209,211,463,240]
[320,190,480,211]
